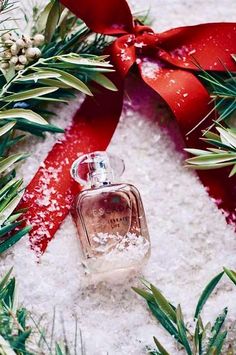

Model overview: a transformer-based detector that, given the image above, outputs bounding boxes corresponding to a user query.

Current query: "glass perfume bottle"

[71,151,150,273]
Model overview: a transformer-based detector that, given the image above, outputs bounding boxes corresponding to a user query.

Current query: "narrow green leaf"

[0,191,24,226]
[39,78,71,88]
[16,71,61,82]
[132,287,154,303]
[229,164,236,177]
[0,267,13,291]
[185,148,211,156]
[0,122,16,137]
[5,212,23,224]
[217,127,236,149]
[37,1,54,33]
[3,87,59,102]
[208,331,227,355]
[150,284,176,323]
[35,68,92,95]
[55,343,64,355]
[45,0,61,43]
[0,221,21,238]
[194,272,224,319]
[89,73,117,91]
[0,154,26,174]
[176,305,192,355]
[58,55,113,68]
[223,267,236,285]
[0,177,20,201]
[147,301,181,344]
[153,337,170,355]
[208,308,228,350]
[0,109,49,125]
[186,153,236,165]
[186,161,236,170]
[0,226,31,254]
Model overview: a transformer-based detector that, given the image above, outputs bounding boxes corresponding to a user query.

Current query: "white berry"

[9,56,18,65]
[25,47,41,59]
[33,34,45,46]
[10,43,19,55]
[18,55,28,65]
[1,62,10,69]
[22,35,32,48]
[16,38,25,48]
[1,33,11,42]
[2,50,11,59]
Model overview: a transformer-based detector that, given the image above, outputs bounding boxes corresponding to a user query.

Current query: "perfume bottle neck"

[90,171,114,188]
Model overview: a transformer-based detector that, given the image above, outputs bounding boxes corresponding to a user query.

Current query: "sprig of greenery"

[185,125,236,177]
[0,0,116,253]
[133,268,236,354]
[0,268,87,354]
[185,56,236,175]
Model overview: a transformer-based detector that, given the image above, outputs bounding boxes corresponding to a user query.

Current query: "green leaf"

[38,78,71,89]
[37,1,54,33]
[3,87,59,102]
[0,177,20,200]
[207,308,228,350]
[89,73,117,91]
[147,301,181,344]
[207,331,227,355]
[55,343,64,355]
[0,109,49,125]
[0,191,24,226]
[132,287,154,303]
[35,68,92,95]
[186,161,236,170]
[194,317,203,354]
[0,226,31,254]
[0,122,16,137]
[150,284,176,323]
[186,153,236,165]
[217,127,236,149]
[58,55,113,68]
[153,337,170,355]
[0,221,21,238]
[0,267,13,291]
[185,148,211,156]
[223,267,236,285]
[194,272,224,319]
[229,164,236,177]
[45,0,61,43]
[176,305,192,355]
[16,71,61,82]
[0,154,26,174]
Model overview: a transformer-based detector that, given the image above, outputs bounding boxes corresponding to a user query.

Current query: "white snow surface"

[0,0,236,354]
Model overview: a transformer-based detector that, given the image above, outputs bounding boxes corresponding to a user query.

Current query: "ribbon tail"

[19,76,124,254]
[139,62,236,226]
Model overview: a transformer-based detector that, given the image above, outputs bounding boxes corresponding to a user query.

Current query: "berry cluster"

[0,33,45,71]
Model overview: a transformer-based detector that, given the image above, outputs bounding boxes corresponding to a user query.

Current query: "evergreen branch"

[0,268,88,354]
[0,0,116,254]
[133,268,236,354]
[185,125,236,177]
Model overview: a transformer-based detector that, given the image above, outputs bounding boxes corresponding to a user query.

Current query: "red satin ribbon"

[20,0,236,253]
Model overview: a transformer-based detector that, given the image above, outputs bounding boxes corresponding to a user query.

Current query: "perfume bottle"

[71,151,150,273]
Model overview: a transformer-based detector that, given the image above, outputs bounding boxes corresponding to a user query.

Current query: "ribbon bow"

[20,0,236,253]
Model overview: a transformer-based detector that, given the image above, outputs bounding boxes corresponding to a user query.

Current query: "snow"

[0,0,236,354]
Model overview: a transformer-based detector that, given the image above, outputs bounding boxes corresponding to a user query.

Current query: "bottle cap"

[71,151,125,187]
